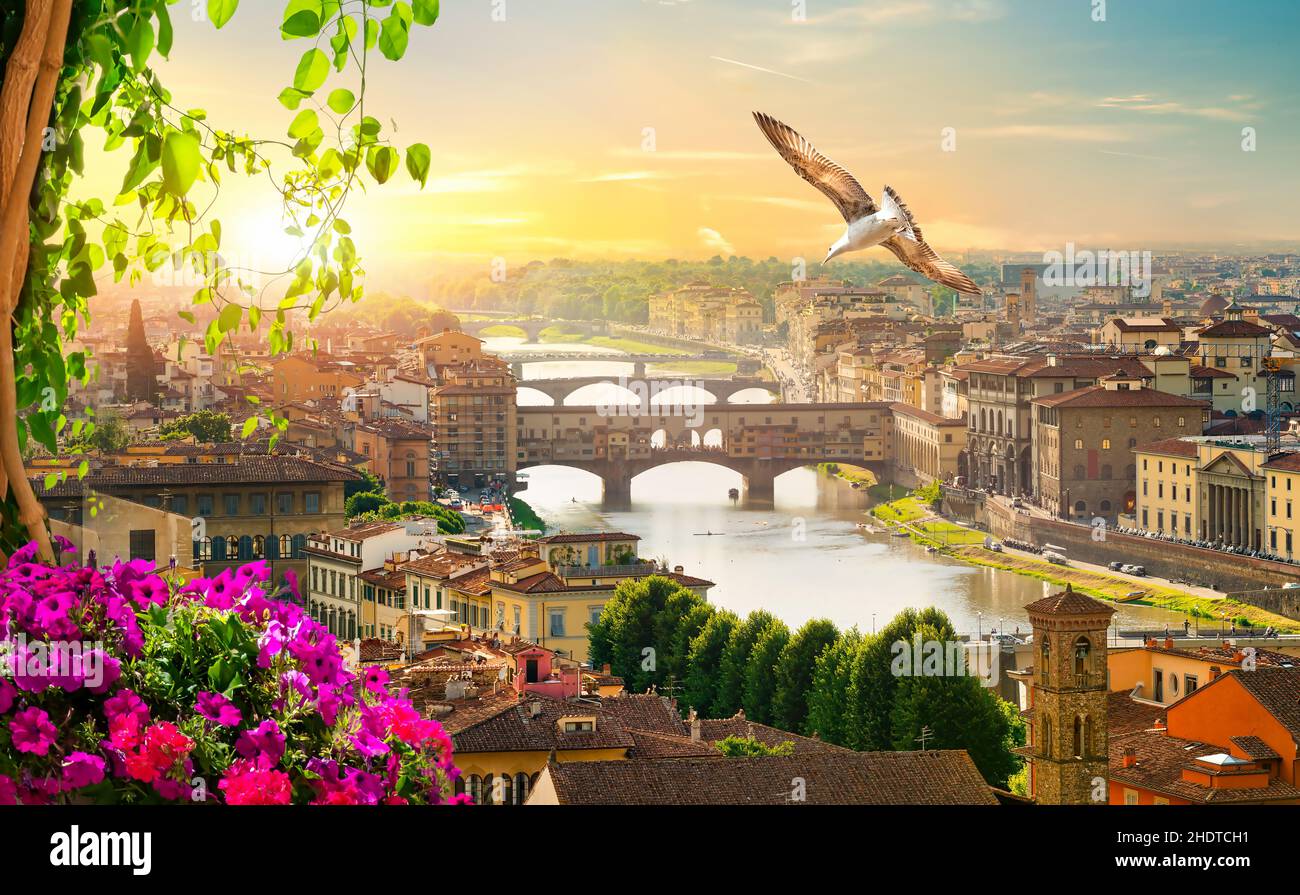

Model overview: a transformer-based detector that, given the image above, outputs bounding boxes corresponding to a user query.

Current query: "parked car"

[1283,582,1300,590]
[1108,561,1124,572]
[1043,551,1068,565]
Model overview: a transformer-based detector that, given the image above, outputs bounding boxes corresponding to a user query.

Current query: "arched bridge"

[517,376,780,406]
[515,401,893,504]
[457,318,604,343]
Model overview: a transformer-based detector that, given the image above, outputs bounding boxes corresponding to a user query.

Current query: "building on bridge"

[515,402,892,503]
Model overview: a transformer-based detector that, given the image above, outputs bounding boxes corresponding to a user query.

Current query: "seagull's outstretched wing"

[752,111,877,222]
[879,186,981,296]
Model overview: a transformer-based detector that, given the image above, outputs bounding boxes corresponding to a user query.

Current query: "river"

[488,336,1186,637]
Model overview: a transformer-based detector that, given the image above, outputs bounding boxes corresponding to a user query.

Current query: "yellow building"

[415,329,483,374]
[1263,452,1300,559]
[271,355,364,404]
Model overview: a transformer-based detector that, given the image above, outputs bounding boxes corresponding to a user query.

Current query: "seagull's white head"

[823,236,849,265]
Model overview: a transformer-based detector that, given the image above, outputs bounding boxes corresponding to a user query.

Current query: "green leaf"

[327,88,355,115]
[217,303,243,333]
[378,10,410,61]
[413,0,439,26]
[208,0,240,29]
[277,87,309,110]
[281,0,322,38]
[126,16,155,73]
[405,142,431,188]
[288,109,319,139]
[366,145,399,184]
[161,131,201,197]
[241,417,259,438]
[157,5,175,55]
[293,48,330,92]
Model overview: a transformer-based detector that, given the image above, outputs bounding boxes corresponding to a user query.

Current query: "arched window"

[279,534,292,558]
[1041,635,1051,684]
[1074,500,1087,513]
[252,535,265,558]
[226,535,239,559]
[514,772,530,805]
[499,774,513,806]
[467,775,483,804]
[481,773,495,805]
[1073,715,1083,758]
[1074,636,1091,676]
[1100,500,1112,512]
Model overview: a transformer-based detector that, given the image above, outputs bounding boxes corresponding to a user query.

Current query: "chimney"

[602,663,611,675]
[1122,747,1137,768]
[1209,665,1222,680]
[688,708,701,742]
[1163,637,1174,650]
[529,700,543,718]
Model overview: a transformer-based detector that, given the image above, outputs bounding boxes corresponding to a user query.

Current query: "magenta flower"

[63,752,107,789]
[196,691,243,727]
[236,719,286,768]
[11,706,58,755]
[0,775,16,805]
[0,677,14,714]
[363,665,390,695]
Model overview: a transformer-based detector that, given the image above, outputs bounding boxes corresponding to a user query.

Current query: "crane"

[1261,355,1300,454]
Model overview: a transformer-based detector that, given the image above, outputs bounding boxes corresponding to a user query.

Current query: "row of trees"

[587,576,1024,788]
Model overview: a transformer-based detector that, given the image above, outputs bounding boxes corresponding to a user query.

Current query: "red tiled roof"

[541,750,998,805]
[1135,437,1199,458]
[1032,385,1208,410]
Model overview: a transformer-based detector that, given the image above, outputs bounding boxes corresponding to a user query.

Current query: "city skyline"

[73,0,1300,274]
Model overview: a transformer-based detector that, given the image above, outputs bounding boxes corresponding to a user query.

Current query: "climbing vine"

[0,0,440,559]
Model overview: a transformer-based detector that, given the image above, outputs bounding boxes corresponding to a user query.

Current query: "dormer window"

[560,718,594,734]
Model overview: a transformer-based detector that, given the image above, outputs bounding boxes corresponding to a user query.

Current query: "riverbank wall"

[958,497,1300,620]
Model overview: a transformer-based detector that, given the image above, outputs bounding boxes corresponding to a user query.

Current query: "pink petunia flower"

[11,706,58,756]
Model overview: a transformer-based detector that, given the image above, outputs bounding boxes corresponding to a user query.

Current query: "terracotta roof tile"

[541,750,998,805]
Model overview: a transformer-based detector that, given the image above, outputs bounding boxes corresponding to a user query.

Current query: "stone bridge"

[505,352,733,378]
[517,376,780,406]
[515,401,893,506]
[455,317,603,343]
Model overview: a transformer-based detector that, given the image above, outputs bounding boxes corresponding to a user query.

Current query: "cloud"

[578,171,669,183]
[698,227,735,255]
[1097,94,1252,122]
[965,124,1134,143]
[806,0,1007,26]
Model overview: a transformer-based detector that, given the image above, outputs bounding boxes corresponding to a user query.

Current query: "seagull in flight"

[752,111,981,295]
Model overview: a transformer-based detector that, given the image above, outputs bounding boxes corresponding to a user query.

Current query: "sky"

[81,0,1300,279]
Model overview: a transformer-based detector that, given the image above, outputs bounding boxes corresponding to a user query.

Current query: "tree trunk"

[0,0,72,562]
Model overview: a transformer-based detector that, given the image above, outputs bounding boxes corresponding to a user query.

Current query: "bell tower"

[1019,267,1037,325]
[1021,585,1114,805]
